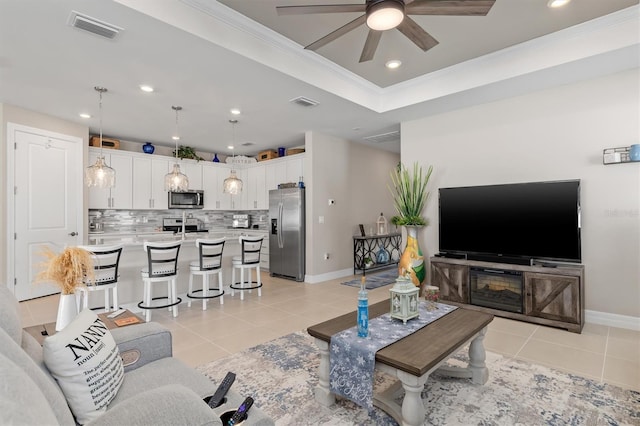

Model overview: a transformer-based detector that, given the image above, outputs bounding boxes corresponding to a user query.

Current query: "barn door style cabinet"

[430,257,584,333]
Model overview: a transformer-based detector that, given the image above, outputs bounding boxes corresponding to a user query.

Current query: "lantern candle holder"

[424,285,440,311]
[389,274,420,324]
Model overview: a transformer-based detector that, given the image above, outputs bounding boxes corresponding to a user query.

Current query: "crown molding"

[116,1,638,114]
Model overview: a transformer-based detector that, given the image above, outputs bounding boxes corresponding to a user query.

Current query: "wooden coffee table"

[307,300,493,426]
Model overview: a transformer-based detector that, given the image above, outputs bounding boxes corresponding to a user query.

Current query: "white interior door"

[9,124,83,301]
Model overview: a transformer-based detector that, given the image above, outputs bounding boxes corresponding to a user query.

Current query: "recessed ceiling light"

[172,136,180,141]
[385,60,402,69]
[227,145,234,150]
[547,0,571,8]
[139,84,154,93]
[230,108,241,115]
[79,113,91,119]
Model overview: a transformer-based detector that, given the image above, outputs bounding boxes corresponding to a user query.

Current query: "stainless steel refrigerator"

[269,188,305,281]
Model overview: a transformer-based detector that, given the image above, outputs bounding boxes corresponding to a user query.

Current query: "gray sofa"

[0,286,273,426]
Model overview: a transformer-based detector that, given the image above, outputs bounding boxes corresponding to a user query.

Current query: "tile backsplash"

[90,209,269,234]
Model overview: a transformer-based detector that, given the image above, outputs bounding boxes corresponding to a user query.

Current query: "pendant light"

[164,106,189,192]
[85,86,116,188]
[223,119,243,195]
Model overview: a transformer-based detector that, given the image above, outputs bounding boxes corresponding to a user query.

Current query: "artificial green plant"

[389,162,433,227]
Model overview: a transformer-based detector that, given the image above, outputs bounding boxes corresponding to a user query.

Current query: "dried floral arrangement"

[36,247,95,295]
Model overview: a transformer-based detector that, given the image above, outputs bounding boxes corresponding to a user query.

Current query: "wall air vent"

[363,130,400,144]
[289,96,319,107]
[68,11,123,39]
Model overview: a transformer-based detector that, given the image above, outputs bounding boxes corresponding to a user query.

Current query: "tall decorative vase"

[398,226,426,291]
[55,293,79,331]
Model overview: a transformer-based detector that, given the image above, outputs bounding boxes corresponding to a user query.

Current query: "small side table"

[353,233,402,275]
[24,310,143,346]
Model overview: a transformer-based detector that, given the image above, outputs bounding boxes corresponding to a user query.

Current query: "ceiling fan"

[277,0,496,63]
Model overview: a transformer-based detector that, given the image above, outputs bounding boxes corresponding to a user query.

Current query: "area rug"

[197,331,639,425]
[342,269,399,289]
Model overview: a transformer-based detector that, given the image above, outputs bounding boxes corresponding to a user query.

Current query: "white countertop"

[88,229,267,246]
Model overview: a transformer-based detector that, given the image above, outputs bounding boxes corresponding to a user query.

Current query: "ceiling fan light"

[366,0,405,31]
[547,0,571,7]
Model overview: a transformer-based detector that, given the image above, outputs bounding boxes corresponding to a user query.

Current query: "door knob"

[69,232,78,236]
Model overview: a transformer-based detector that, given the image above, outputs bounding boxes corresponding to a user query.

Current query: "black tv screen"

[438,180,581,263]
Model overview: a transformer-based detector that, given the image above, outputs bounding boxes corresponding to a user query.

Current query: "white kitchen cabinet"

[132,157,169,209]
[181,161,203,190]
[264,155,304,192]
[246,165,266,210]
[286,156,304,185]
[202,163,237,210]
[88,150,133,209]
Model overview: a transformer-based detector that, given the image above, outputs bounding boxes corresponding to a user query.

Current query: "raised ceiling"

[0,0,637,156]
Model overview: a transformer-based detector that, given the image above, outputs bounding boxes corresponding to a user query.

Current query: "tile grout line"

[513,324,539,358]
[600,326,610,383]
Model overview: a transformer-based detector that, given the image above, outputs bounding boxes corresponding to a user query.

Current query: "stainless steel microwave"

[168,190,204,209]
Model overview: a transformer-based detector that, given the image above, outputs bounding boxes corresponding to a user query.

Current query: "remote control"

[228,396,253,426]
[107,309,126,319]
[207,372,236,409]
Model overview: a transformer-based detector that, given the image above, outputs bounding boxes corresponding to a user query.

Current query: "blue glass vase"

[142,142,155,154]
[213,153,220,162]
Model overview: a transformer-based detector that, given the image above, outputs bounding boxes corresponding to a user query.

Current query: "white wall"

[306,131,399,280]
[402,69,640,318]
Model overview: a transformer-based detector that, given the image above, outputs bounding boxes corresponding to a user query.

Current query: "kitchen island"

[84,229,268,311]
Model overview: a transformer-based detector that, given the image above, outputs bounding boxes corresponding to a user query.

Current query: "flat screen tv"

[438,180,581,264]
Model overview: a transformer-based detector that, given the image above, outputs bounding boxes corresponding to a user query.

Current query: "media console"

[430,256,584,333]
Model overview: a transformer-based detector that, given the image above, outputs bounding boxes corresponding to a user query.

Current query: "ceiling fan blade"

[396,16,438,52]
[407,0,496,16]
[359,30,382,63]
[277,4,366,15]
[305,14,367,51]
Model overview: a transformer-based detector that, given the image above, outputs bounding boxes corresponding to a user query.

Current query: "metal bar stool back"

[231,235,263,300]
[139,241,182,322]
[76,244,123,312]
[188,238,226,310]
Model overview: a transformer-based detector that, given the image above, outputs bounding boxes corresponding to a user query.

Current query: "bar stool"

[76,244,123,312]
[231,235,263,301]
[187,238,226,310]
[138,241,182,322]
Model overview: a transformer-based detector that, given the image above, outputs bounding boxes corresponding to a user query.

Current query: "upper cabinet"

[132,157,169,210]
[181,160,203,190]
[265,155,304,191]
[88,151,133,209]
[246,165,266,210]
[202,163,234,210]
[89,147,303,211]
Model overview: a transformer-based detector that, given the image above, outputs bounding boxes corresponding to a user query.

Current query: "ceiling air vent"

[68,11,123,39]
[363,130,400,144]
[241,142,254,147]
[289,96,319,108]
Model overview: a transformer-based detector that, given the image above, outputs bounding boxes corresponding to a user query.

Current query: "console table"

[353,233,402,275]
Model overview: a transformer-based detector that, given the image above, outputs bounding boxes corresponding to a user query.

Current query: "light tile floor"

[19,272,639,392]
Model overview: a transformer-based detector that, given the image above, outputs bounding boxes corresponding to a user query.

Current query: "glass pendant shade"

[164,105,189,192]
[366,0,405,31]
[165,163,189,192]
[85,154,116,188]
[85,86,116,188]
[223,170,242,195]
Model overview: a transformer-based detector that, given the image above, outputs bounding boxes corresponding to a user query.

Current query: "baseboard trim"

[305,268,353,284]
[585,309,640,331]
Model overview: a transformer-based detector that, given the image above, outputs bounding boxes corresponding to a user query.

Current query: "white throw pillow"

[43,309,124,425]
